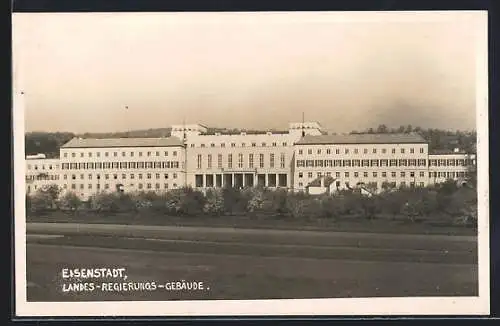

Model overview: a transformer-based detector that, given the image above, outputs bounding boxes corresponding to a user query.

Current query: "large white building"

[25,121,476,199]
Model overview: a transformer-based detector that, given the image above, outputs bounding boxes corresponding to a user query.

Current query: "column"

[213,174,216,188]
[232,173,235,188]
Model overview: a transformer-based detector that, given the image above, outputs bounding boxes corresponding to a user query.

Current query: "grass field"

[26,210,477,236]
[25,222,478,301]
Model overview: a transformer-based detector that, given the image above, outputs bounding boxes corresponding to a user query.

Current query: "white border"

[13,11,490,317]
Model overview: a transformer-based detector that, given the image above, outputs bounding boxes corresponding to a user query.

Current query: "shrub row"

[26,181,477,226]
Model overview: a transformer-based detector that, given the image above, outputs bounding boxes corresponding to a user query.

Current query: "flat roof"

[61,137,184,149]
[295,133,427,145]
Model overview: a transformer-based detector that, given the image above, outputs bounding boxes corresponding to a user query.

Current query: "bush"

[29,190,53,214]
[204,188,225,216]
[59,191,82,212]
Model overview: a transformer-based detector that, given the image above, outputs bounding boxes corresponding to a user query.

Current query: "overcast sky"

[13,11,486,134]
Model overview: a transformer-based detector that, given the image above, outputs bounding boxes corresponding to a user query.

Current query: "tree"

[376,124,388,133]
[29,190,53,214]
[204,189,225,216]
[40,184,61,209]
[60,191,81,213]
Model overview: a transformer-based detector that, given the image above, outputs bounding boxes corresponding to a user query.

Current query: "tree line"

[27,182,477,228]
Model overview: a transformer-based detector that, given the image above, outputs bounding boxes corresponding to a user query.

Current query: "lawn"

[26,210,477,236]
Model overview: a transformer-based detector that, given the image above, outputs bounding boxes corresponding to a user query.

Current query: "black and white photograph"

[13,11,489,316]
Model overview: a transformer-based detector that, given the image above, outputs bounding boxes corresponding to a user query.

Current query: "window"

[259,154,264,168]
[138,173,143,179]
[173,173,177,179]
[164,173,168,179]
[238,153,244,168]
[382,149,386,154]
[326,149,331,154]
[231,143,236,147]
[336,172,340,178]
[392,148,396,154]
[147,183,152,189]
[147,151,151,157]
[201,144,206,148]
[208,154,212,169]
[420,171,425,177]
[336,149,340,154]
[317,149,321,154]
[88,184,92,189]
[72,153,76,158]
[373,148,377,154]
[228,154,233,168]
[382,172,387,178]
[299,149,303,155]
[173,151,177,156]
[345,172,350,178]
[273,142,277,147]
[354,172,359,178]
[419,182,425,187]
[147,173,152,179]
[155,173,160,179]
[410,172,415,178]
[105,184,109,189]
[80,174,84,179]
[249,154,254,168]
[308,172,313,178]
[197,154,202,169]
[401,148,405,154]
[392,172,396,177]
[138,183,143,189]
[345,148,349,154]
[218,154,223,169]
[221,143,225,148]
[139,152,143,157]
[280,153,286,168]
[283,142,287,146]
[373,172,378,178]
[410,148,414,154]
[270,154,275,168]
[308,149,312,155]
[420,148,424,154]
[262,143,266,147]
[64,153,68,158]
[401,172,406,177]
[363,148,368,154]
[364,172,368,178]
[298,172,303,178]
[155,183,160,189]
[105,152,109,157]
[71,184,76,189]
[354,149,358,154]
[114,152,118,157]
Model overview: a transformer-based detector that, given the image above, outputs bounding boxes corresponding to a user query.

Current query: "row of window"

[63,172,179,181]
[297,181,426,188]
[299,171,468,179]
[190,141,288,148]
[298,147,426,155]
[428,159,474,167]
[196,153,287,170]
[25,175,60,181]
[26,164,59,170]
[63,150,179,159]
[61,161,181,170]
[64,183,178,191]
[296,159,429,168]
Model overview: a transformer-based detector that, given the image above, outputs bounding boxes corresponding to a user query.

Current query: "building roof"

[429,149,471,155]
[61,137,184,149]
[307,176,336,188]
[295,133,427,145]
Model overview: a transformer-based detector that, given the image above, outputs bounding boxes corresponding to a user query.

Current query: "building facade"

[24,121,477,198]
[25,154,61,195]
